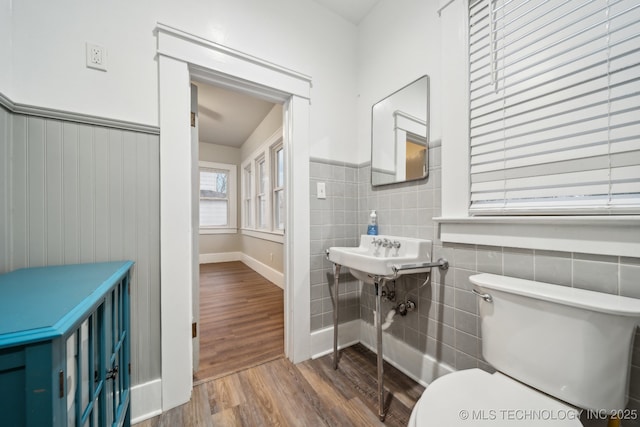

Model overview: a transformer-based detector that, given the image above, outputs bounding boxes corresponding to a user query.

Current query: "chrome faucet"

[372,238,401,249]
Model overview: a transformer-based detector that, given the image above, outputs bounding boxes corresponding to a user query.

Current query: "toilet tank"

[470,273,640,412]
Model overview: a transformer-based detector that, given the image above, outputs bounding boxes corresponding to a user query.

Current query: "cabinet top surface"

[0,261,133,347]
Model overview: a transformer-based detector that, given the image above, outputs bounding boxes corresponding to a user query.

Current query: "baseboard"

[199,252,242,264]
[198,252,284,289]
[241,254,285,289]
[359,321,454,387]
[310,320,361,358]
[311,319,454,387]
[131,378,162,423]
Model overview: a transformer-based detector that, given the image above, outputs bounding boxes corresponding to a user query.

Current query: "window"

[199,161,237,233]
[273,145,285,230]
[436,0,640,257]
[240,129,285,236]
[468,0,640,215]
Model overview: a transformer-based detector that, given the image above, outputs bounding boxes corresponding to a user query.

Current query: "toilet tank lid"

[470,273,640,317]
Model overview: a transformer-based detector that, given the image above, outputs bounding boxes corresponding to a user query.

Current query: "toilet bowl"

[408,369,582,426]
[408,273,640,427]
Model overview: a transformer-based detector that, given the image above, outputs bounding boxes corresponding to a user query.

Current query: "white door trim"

[157,23,311,411]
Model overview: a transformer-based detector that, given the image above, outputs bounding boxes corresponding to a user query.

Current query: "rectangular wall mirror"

[371,75,429,186]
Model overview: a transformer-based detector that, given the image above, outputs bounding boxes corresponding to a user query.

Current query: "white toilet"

[409,273,640,426]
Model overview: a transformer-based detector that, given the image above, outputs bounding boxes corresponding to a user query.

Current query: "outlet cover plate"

[86,43,107,71]
[317,182,326,199]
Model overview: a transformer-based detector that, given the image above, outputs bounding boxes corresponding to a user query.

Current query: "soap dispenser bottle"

[367,210,378,235]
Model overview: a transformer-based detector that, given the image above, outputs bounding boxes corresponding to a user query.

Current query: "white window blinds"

[468,0,640,214]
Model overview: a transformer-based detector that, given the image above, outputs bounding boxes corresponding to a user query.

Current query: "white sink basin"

[328,235,433,284]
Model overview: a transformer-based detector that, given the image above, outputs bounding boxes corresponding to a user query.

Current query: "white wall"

[240,104,283,160]
[356,0,442,165]
[0,0,11,97]
[7,0,357,162]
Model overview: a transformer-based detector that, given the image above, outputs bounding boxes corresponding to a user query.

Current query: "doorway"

[157,23,312,411]
[192,81,286,381]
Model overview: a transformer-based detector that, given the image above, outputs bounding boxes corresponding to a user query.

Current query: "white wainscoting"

[130,378,163,424]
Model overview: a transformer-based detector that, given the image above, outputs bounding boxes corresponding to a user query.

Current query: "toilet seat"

[410,369,583,426]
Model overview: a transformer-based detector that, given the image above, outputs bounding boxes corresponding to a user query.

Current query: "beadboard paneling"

[0,106,9,274]
[5,112,161,387]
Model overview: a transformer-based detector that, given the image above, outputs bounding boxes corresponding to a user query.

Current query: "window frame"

[256,154,268,230]
[435,0,640,257]
[242,163,253,229]
[272,142,285,231]
[198,161,237,235]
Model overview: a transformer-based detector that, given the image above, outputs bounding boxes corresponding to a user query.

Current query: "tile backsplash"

[309,141,640,418]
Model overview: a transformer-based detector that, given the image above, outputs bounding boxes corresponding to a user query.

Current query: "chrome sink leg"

[375,278,386,421]
[333,263,341,370]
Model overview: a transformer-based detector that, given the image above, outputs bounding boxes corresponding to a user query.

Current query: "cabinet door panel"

[0,347,26,427]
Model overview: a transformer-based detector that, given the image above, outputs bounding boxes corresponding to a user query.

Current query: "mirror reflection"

[371,75,429,186]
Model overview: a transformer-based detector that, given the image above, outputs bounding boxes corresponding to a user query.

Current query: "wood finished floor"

[136,261,423,426]
[194,262,285,383]
[135,344,424,427]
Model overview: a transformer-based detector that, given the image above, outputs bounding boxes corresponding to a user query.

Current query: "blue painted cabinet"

[0,261,134,427]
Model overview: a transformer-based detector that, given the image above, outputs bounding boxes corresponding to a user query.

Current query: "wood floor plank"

[185,384,214,427]
[236,366,291,426]
[207,373,246,414]
[256,358,331,426]
[210,406,245,427]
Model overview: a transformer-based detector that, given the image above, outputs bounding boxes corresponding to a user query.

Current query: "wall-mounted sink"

[327,234,449,420]
[328,235,436,284]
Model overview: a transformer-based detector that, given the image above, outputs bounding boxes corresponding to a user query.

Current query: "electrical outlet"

[86,43,107,71]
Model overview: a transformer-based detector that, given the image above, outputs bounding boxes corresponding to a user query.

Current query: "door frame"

[157,23,312,411]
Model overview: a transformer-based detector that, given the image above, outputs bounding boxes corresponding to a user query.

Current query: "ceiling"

[311,0,381,25]
[195,0,381,148]
[194,82,276,148]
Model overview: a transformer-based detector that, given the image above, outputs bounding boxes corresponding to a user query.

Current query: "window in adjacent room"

[240,130,285,236]
[199,161,237,232]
